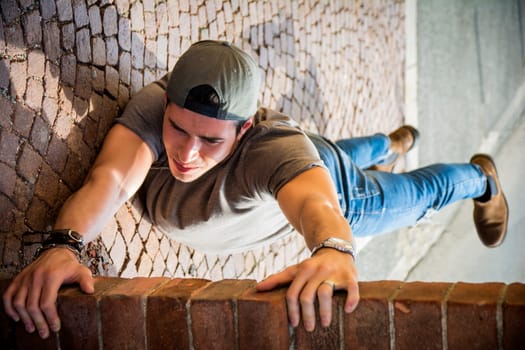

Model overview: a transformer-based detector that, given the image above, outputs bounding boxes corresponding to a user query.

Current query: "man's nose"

[178,138,199,161]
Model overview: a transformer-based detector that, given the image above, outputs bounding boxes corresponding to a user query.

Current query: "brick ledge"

[1,278,524,349]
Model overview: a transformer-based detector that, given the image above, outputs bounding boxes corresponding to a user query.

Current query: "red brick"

[147,278,210,350]
[394,282,452,350]
[14,323,58,350]
[295,292,342,350]
[238,285,289,349]
[99,277,168,349]
[57,277,127,350]
[345,281,403,350]
[190,279,256,349]
[447,282,505,350]
[503,283,525,349]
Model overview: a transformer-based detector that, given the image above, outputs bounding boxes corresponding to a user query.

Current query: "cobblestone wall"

[0,0,405,280]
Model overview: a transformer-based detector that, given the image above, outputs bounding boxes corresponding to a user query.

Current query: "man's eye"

[171,124,186,135]
[205,139,222,145]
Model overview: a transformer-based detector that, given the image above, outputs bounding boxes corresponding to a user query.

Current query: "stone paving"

[0,0,404,280]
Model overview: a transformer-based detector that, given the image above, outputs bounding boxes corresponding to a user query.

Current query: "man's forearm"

[298,198,352,250]
[53,170,134,242]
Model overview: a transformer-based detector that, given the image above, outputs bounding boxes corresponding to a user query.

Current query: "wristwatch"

[33,229,85,261]
[311,237,356,260]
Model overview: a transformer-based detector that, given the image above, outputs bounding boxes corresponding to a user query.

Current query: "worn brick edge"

[1,279,524,349]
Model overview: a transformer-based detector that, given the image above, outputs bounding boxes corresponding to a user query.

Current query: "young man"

[3,40,508,339]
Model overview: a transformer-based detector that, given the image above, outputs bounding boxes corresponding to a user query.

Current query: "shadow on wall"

[0,1,330,278]
[0,1,405,280]
[0,0,125,274]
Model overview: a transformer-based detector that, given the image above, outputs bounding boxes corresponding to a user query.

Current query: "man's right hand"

[2,248,95,339]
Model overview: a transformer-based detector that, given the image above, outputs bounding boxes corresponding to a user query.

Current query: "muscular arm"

[257,166,359,331]
[276,166,351,247]
[3,124,155,339]
[54,124,155,240]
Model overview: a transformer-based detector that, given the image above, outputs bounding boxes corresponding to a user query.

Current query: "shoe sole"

[470,153,509,247]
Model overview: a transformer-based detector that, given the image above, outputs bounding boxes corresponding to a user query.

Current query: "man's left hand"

[256,248,359,332]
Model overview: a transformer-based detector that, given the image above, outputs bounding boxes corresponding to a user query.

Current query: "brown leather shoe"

[371,125,420,172]
[470,154,508,247]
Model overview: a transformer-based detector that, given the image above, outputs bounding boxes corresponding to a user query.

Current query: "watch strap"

[311,237,356,260]
[33,229,85,261]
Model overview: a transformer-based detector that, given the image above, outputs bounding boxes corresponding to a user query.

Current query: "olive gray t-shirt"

[116,76,324,254]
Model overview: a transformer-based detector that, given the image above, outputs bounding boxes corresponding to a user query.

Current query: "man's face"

[162,102,250,182]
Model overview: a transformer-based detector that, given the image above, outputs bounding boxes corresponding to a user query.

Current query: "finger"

[344,280,360,313]
[256,265,297,291]
[317,281,335,328]
[78,267,95,294]
[12,281,35,334]
[26,275,51,339]
[284,266,311,328]
[297,279,320,332]
[39,277,64,334]
[3,279,22,322]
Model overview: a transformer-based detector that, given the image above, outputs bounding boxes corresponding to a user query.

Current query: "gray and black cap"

[166,40,261,121]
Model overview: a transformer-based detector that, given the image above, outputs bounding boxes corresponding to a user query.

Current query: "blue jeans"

[307,133,488,237]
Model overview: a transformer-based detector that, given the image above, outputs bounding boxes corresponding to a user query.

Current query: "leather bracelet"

[33,229,84,261]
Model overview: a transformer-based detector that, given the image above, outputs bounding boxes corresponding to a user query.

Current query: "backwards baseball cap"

[166,40,261,121]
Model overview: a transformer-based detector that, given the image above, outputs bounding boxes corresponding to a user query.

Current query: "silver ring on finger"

[321,280,336,291]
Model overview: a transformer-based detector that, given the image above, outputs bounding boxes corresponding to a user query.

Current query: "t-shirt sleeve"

[239,120,325,197]
[114,78,167,161]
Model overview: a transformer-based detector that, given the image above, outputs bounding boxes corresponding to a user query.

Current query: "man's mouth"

[173,159,197,173]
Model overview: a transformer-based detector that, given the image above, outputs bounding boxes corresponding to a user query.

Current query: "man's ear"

[238,119,253,138]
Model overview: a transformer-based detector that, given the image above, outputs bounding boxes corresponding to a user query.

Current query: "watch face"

[328,237,352,248]
[67,230,83,243]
